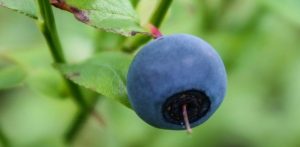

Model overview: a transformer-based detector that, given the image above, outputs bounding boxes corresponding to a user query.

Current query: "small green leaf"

[56,52,132,107]
[0,56,27,90]
[54,0,145,36]
[0,0,37,19]
[87,51,132,82]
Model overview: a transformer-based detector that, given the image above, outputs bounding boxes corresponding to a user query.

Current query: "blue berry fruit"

[127,34,227,130]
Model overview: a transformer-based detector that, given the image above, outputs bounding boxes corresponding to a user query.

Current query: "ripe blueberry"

[127,34,227,131]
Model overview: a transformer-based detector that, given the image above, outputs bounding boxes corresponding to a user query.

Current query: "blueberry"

[127,34,227,130]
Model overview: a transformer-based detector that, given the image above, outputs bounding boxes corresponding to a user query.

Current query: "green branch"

[36,0,65,63]
[36,0,86,108]
[122,0,173,52]
[149,0,173,27]
[36,0,91,143]
[65,97,99,142]
[65,109,89,142]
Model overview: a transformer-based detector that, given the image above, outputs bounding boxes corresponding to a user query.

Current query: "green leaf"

[55,0,145,36]
[87,51,132,82]
[56,52,132,107]
[0,0,37,19]
[0,55,27,90]
[27,68,68,99]
[1,0,145,35]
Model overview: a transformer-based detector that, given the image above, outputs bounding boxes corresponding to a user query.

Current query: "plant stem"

[149,0,173,28]
[37,0,64,63]
[65,97,99,142]
[0,127,10,147]
[36,0,87,108]
[122,0,173,52]
[65,109,89,142]
[36,0,92,143]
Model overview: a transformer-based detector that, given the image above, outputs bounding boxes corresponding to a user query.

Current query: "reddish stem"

[148,24,163,39]
[50,0,89,23]
[50,0,72,12]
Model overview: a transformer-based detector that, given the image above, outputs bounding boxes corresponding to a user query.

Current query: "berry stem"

[149,0,173,28]
[149,24,163,39]
[122,0,173,52]
[183,104,192,134]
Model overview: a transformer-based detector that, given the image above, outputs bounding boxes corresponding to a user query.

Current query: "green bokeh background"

[1,0,300,147]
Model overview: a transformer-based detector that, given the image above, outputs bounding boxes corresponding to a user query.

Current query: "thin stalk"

[65,109,89,142]
[149,0,173,27]
[122,0,173,52]
[36,0,86,108]
[37,0,64,63]
[0,127,10,147]
[36,0,93,143]
[65,97,99,142]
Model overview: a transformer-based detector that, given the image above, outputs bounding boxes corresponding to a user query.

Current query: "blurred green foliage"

[1,0,300,147]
